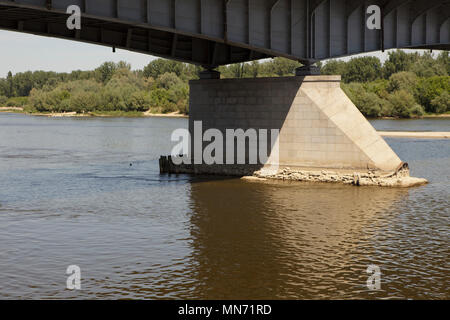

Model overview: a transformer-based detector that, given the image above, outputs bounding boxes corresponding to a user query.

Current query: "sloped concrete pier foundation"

[162,75,427,187]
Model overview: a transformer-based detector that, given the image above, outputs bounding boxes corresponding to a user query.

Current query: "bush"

[129,91,151,112]
[387,72,418,94]
[409,104,425,117]
[410,52,448,78]
[430,91,450,114]
[387,90,424,118]
[28,88,50,112]
[342,83,382,117]
[383,50,418,78]
[415,76,450,113]
[320,60,347,76]
[69,91,101,113]
[0,95,7,106]
[6,96,28,108]
[342,57,382,83]
[143,59,198,81]
[150,88,173,113]
[156,72,184,90]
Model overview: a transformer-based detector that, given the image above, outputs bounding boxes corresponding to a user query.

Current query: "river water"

[0,113,448,300]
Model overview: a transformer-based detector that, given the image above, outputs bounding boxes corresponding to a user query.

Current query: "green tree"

[387,72,418,94]
[155,72,184,89]
[436,51,450,75]
[342,83,383,118]
[321,60,347,76]
[7,71,14,97]
[95,62,117,84]
[129,91,151,112]
[383,50,417,78]
[342,57,382,83]
[415,76,450,113]
[259,57,301,77]
[0,95,7,105]
[150,88,176,113]
[388,90,424,118]
[246,61,260,78]
[143,59,189,79]
[410,52,448,78]
[430,91,450,113]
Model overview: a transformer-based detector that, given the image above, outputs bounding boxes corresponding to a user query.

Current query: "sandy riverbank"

[0,107,24,111]
[0,108,188,118]
[0,109,447,138]
[379,131,450,139]
[142,111,188,118]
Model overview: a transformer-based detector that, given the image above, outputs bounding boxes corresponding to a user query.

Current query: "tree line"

[320,51,449,117]
[0,50,448,118]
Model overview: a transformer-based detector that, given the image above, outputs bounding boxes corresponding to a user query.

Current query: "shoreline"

[378,131,450,139]
[0,108,188,119]
[371,114,450,120]
[0,109,448,139]
[1,108,448,120]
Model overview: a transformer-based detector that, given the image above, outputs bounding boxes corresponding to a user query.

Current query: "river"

[0,113,448,299]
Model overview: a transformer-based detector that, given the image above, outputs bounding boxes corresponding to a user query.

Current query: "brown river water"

[0,113,448,299]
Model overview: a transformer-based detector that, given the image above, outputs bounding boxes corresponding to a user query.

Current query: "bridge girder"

[0,0,448,67]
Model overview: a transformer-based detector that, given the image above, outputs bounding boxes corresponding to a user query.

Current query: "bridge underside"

[0,0,448,68]
[0,4,270,66]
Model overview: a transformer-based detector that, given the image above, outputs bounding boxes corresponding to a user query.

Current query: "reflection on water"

[188,180,437,299]
[0,113,448,299]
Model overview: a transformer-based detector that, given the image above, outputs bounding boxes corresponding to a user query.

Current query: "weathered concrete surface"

[251,165,428,188]
[189,75,403,172]
[160,156,428,188]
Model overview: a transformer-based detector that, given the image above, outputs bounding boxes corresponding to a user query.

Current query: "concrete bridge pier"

[161,72,427,187]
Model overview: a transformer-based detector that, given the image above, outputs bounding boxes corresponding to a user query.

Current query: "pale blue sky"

[0,29,435,78]
[0,30,155,77]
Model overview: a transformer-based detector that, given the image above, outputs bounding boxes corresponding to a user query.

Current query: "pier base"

[160,75,427,187]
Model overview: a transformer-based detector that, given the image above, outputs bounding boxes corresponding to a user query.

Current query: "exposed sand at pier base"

[251,166,428,188]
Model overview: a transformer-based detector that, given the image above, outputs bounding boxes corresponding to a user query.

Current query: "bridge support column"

[295,64,321,76]
[161,75,427,186]
[199,69,221,80]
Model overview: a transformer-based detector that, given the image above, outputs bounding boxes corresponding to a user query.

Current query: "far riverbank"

[378,131,450,139]
[1,108,449,139]
[0,107,188,118]
[2,107,449,120]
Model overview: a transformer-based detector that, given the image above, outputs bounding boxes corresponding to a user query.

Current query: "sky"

[0,30,155,77]
[0,29,435,78]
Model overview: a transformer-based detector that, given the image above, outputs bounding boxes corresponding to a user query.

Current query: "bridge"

[0,0,448,68]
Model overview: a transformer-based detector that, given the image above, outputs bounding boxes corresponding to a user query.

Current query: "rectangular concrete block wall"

[189,75,402,172]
